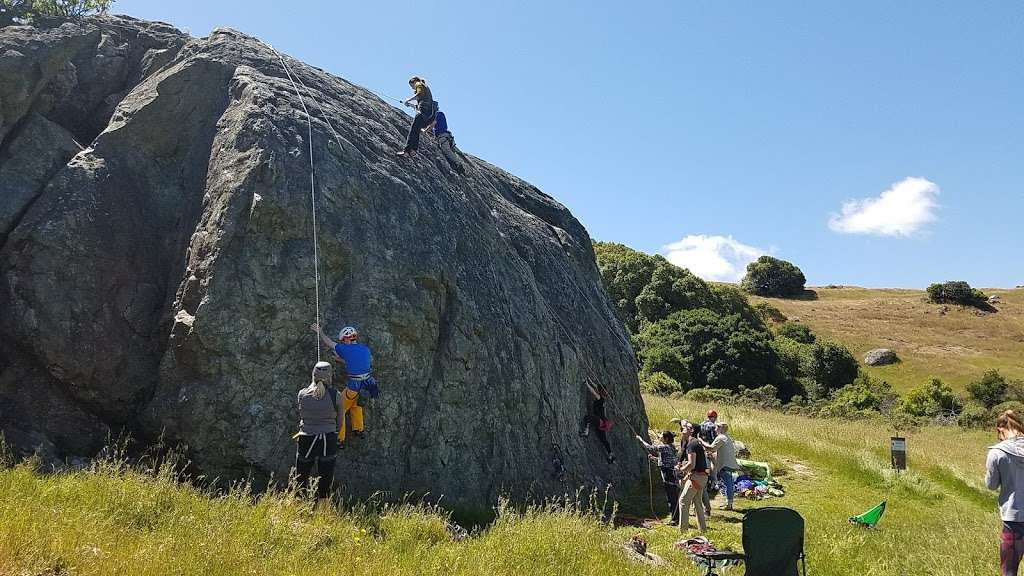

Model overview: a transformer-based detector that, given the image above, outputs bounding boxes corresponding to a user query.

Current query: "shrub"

[741,256,806,297]
[967,370,1009,409]
[1,0,114,25]
[640,372,682,395]
[775,322,816,344]
[683,387,735,405]
[753,301,787,324]
[901,378,964,418]
[957,403,991,429]
[993,401,1024,418]
[737,384,782,409]
[635,308,774,393]
[801,340,859,400]
[824,374,898,417]
[926,280,988,308]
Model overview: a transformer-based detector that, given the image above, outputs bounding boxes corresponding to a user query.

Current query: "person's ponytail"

[998,410,1024,436]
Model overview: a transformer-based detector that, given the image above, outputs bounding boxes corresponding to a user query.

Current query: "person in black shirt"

[675,422,709,533]
[579,381,615,464]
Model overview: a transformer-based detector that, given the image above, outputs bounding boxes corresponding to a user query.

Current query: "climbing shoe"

[397,149,416,157]
[578,425,589,437]
[337,442,346,450]
[606,453,616,464]
[352,430,365,439]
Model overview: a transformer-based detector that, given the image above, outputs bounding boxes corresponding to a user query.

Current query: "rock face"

[0,16,647,506]
[864,349,898,366]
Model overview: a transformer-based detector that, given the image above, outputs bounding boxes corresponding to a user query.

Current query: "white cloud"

[661,235,766,282]
[828,177,940,237]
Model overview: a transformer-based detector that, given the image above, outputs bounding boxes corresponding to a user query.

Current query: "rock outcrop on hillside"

[0,16,646,505]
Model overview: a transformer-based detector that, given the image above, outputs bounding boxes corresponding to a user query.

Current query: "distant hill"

[749,287,1024,393]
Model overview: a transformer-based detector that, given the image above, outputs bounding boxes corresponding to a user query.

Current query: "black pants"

[581,415,612,454]
[295,433,338,500]
[660,468,680,523]
[404,101,436,152]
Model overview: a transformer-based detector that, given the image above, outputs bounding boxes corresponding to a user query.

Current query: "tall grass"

[0,398,1003,575]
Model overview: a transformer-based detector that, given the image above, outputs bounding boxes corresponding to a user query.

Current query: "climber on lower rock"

[579,380,616,464]
[398,75,436,157]
[311,323,379,448]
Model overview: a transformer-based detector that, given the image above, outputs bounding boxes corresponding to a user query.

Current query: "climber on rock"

[398,75,436,157]
[294,361,341,502]
[423,108,464,175]
[579,380,616,464]
[311,323,379,448]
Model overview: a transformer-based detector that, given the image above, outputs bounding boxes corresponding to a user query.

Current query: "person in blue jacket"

[311,323,379,447]
[423,109,464,174]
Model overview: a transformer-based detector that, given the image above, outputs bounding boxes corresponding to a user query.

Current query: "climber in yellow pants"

[312,323,379,448]
[338,387,363,444]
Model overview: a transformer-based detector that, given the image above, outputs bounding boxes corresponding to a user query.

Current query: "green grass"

[749,286,1024,393]
[0,397,1002,575]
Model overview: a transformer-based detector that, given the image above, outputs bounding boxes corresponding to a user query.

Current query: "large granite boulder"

[0,16,647,506]
[864,348,898,366]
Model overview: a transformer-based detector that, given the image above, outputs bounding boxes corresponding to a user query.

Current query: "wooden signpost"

[891,437,907,471]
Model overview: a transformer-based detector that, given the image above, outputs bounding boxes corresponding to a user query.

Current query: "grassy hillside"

[0,397,1000,576]
[750,287,1024,393]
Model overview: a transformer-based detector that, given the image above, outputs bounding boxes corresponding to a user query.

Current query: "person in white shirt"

[704,422,740,510]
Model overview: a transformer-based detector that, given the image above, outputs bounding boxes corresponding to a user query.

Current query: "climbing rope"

[264,41,322,362]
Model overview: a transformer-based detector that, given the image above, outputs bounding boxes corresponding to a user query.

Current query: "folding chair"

[694,507,807,576]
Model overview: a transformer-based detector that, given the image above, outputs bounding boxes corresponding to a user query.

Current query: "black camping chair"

[694,507,807,576]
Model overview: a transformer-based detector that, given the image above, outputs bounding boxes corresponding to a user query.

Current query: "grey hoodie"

[985,437,1024,522]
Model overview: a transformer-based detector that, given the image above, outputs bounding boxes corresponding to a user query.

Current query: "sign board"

[891,437,907,470]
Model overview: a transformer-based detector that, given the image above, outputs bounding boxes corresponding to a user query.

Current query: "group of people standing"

[636,409,740,533]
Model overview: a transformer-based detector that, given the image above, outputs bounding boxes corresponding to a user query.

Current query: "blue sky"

[117,0,1023,288]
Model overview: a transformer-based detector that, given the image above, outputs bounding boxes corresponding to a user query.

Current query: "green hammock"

[849,501,886,527]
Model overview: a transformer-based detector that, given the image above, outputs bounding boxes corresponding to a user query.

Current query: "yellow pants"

[338,388,364,443]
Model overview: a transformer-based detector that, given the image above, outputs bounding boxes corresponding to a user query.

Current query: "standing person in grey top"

[986,409,1024,575]
[295,361,342,502]
[398,76,436,157]
[637,430,681,524]
[704,422,740,510]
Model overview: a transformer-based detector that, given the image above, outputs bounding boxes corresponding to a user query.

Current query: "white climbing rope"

[264,41,322,362]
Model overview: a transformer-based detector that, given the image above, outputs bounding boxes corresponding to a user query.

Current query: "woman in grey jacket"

[986,409,1024,576]
[295,361,343,501]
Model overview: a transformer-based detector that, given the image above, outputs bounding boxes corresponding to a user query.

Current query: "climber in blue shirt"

[423,109,464,174]
[311,323,379,447]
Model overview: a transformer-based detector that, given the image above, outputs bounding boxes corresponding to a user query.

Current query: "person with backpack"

[311,323,379,448]
[986,409,1024,575]
[294,361,342,501]
[636,430,681,524]
[398,76,436,157]
[698,409,719,444]
[579,381,615,464]
[423,109,464,174]
[675,421,710,533]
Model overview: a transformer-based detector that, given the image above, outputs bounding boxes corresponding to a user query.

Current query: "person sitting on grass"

[675,422,710,534]
[986,409,1024,576]
[636,430,680,524]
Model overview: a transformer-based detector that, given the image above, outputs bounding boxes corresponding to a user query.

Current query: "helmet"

[312,361,333,385]
[707,409,718,419]
[338,326,358,340]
